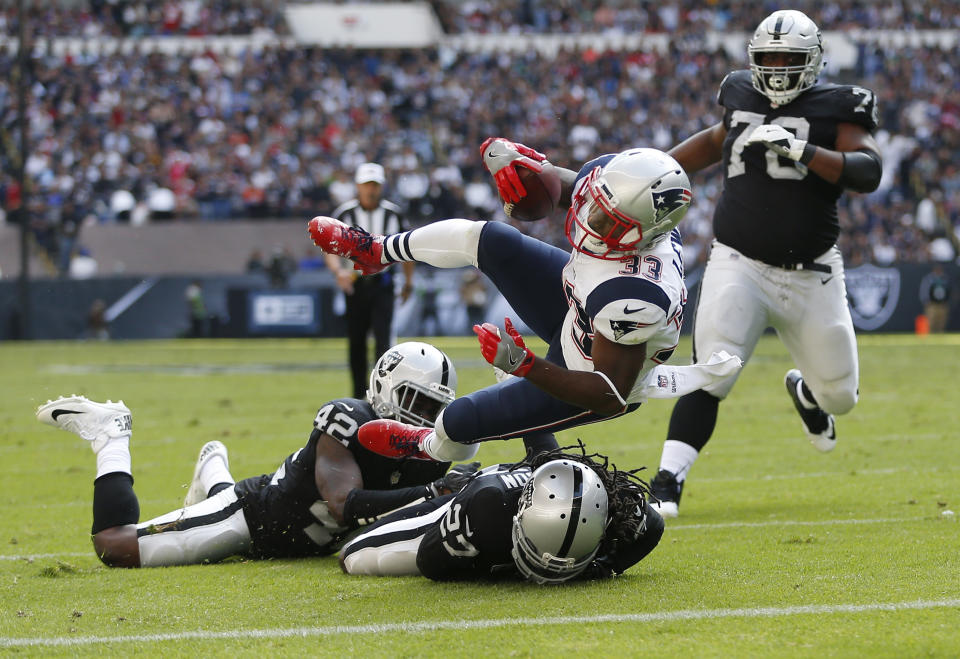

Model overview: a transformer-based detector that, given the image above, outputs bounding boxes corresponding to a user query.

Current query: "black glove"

[428,461,481,497]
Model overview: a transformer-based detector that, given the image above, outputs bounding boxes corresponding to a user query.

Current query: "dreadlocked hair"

[512,440,653,547]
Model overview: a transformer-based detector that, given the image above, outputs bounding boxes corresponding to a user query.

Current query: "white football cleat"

[36,395,132,452]
[184,440,230,507]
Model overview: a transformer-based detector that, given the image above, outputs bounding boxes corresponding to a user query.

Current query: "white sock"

[96,436,132,479]
[658,439,700,483]
[422,413,479,462]
[382,219,484,268]
[199,454,234,493]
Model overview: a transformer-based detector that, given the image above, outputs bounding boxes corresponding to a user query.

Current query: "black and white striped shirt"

[332,199,407,237]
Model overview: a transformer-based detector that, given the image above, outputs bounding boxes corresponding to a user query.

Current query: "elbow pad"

[837,149,882,193]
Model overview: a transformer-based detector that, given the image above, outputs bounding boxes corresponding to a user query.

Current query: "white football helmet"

[511,460,608,584]
[367,342,457,427]
[565,148,691,260]
[748,10,824,107]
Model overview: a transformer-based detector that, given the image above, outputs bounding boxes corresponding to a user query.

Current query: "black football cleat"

[649,469,683,519]
[784,369,836,453]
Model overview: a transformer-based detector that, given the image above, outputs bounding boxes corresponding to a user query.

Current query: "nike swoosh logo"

[51,409,83,420]
[341,404,354,412]
[486,152,501,158]
[623,305,646,314]
[820,277,833,285]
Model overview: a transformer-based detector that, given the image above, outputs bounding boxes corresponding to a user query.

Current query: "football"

[502,163,562,222]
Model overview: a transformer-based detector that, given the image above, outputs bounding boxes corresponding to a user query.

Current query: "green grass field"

[1,334,958,657]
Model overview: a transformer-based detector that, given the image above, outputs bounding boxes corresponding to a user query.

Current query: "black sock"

[207,482,233,498]
[799,380,820,407]
[666,389,720,452]
[91,472,140,535]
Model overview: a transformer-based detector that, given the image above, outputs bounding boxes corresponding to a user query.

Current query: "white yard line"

[667,516,927,531]
[0,552,89,561]
[1,515,945,562]
[1,598,958,647]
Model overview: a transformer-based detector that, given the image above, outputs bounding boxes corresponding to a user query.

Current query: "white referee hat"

[355,162,386,185]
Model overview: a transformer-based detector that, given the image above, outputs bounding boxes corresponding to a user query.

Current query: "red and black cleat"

[307,216,387,275]
[357,419,435,460]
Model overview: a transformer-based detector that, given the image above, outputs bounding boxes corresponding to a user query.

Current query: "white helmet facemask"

[367,342,457,427]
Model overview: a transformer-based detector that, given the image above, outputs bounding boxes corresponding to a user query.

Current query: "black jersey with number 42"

[713,70,879,264]
[235,398,449,559]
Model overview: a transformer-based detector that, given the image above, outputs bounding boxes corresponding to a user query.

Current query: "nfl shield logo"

[845,264,901,331]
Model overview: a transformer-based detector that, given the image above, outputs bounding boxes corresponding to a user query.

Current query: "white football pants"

[692,241,858,415]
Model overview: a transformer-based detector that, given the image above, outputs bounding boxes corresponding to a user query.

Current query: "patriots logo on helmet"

[652,188,692,223]
[609,319,651,341]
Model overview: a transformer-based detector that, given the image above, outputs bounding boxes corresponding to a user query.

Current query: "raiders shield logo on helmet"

[377,350,404,377]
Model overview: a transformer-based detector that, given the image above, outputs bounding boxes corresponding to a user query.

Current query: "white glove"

[745,124,809,162]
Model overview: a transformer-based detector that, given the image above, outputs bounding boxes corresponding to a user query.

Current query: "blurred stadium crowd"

[5,1,960,37]
[1,1,959,277]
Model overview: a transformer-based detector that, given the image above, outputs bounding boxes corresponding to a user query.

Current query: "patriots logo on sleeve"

[609,318,652,341]
[653,188,693,223]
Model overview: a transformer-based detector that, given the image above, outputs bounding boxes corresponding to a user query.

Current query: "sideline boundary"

[3,598,959,647]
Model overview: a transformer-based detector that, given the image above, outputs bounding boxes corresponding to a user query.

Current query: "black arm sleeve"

[342,485,433,526]
[580,506,665,580]
[837,149,882,193]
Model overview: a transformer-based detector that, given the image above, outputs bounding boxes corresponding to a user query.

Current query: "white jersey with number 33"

[560,227,687,392]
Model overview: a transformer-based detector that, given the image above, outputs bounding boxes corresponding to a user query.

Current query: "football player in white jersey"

[307,147,741,463]
[479,11,882,519]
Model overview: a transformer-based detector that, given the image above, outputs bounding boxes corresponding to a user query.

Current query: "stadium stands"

[0,1,958,280]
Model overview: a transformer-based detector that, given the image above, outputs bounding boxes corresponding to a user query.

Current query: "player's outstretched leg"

[183,440,235,507]
[36,395,141,566]
[308,216,387,275]
[310,216,486,273]
[358,419,478,463]
[784,369,836,452]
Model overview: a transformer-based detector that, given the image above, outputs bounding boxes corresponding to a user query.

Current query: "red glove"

[479,137,547,204]
[472,317,535,377]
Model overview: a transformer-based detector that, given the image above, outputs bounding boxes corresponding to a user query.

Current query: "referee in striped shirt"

[325,163,415,399]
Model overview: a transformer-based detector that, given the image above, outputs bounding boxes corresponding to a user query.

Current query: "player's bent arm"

[803,122,882,193]
[668,122,726,174]
[314,434,364,526]
[316,433,446,527]
[586,505,665,579]
[554,165,579,211]
[525,334,646,416]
